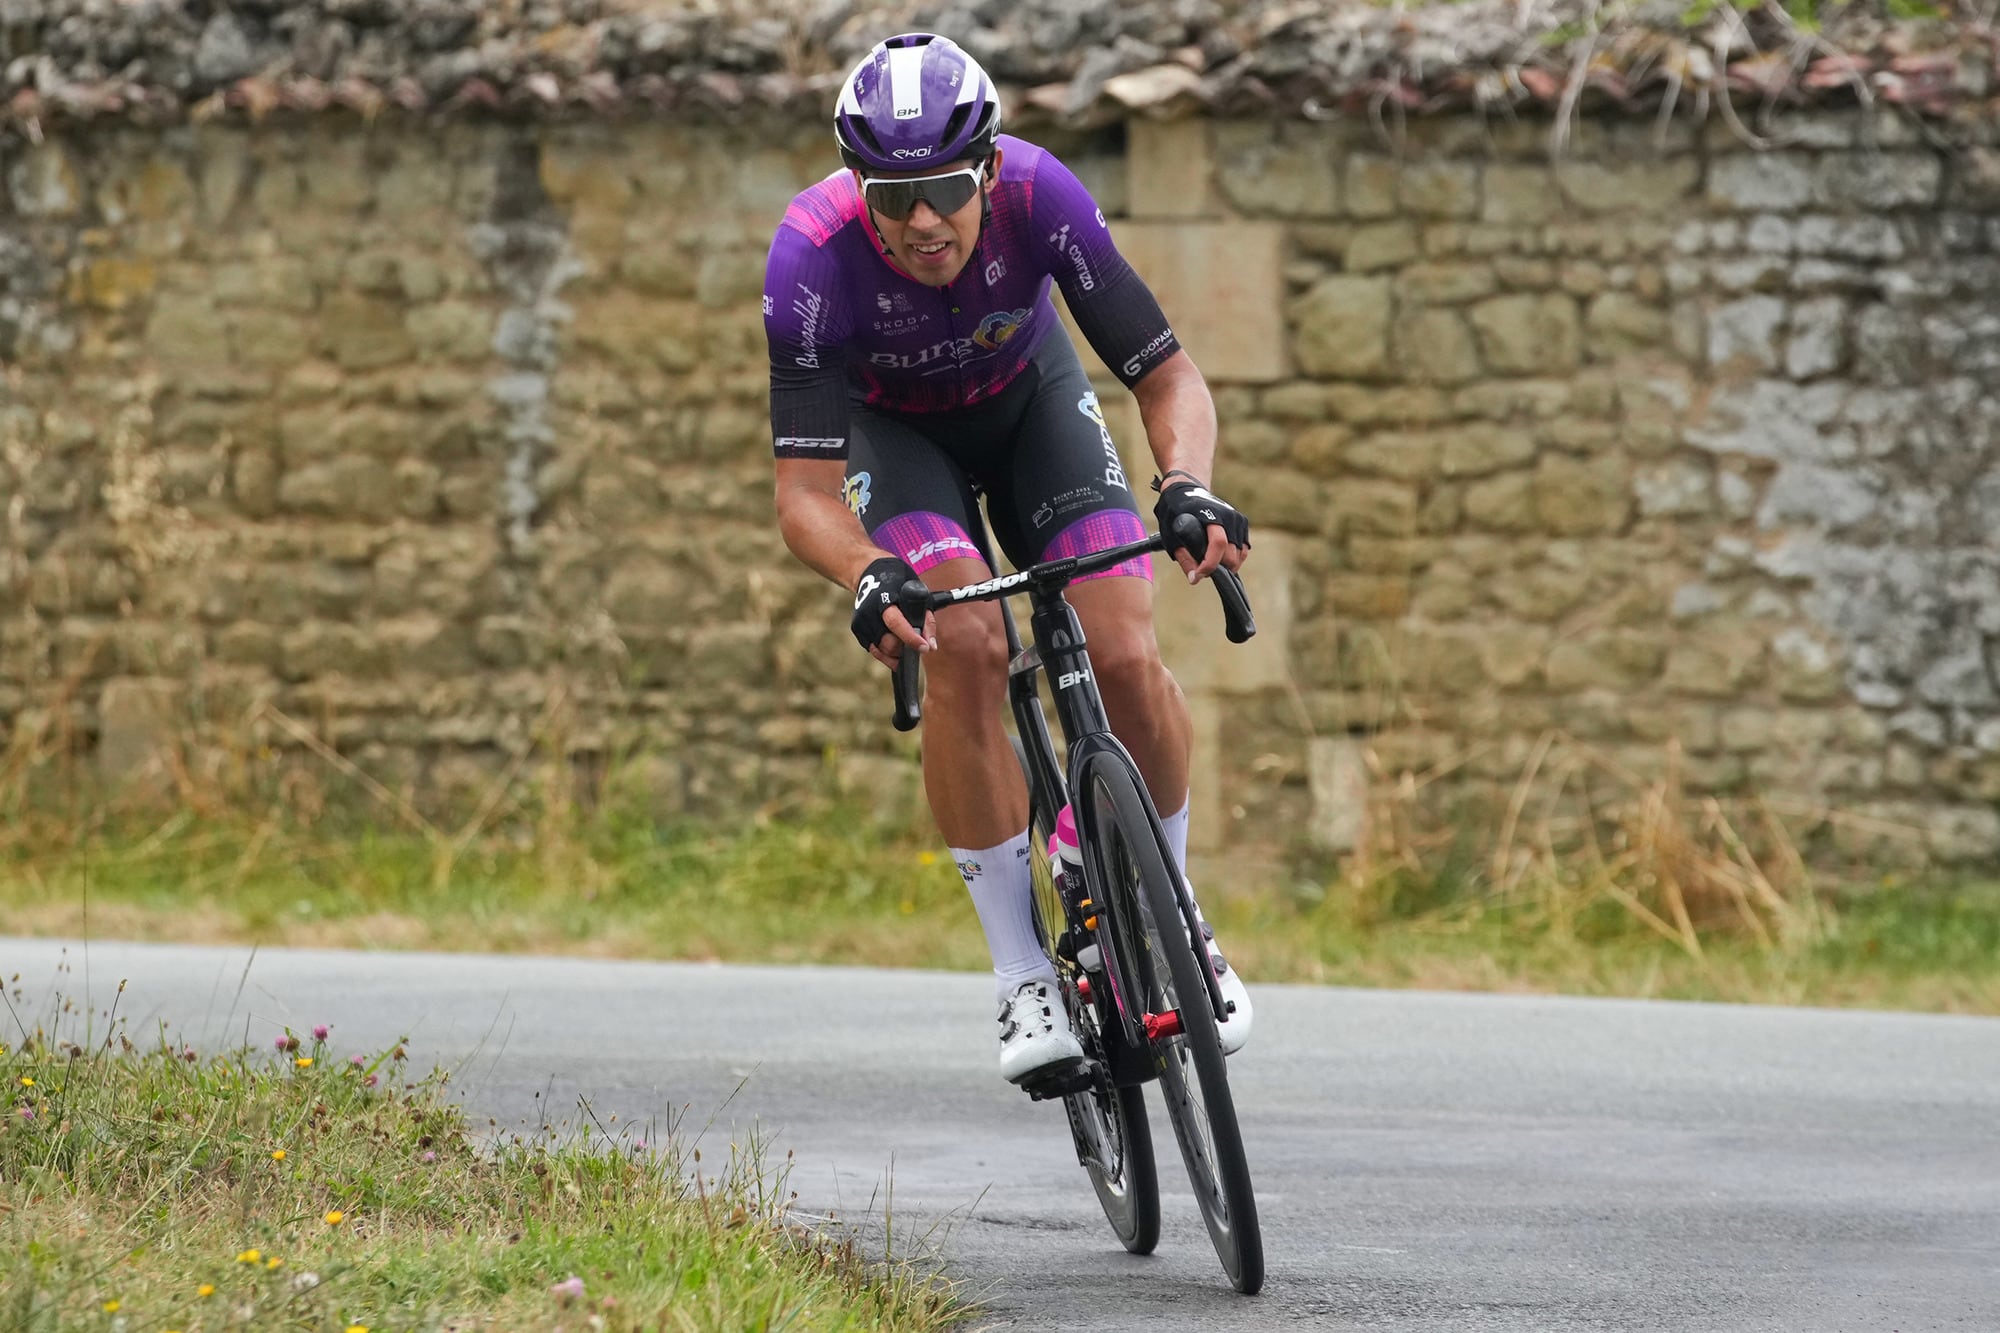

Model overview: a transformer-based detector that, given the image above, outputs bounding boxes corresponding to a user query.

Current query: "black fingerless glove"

[1153,479,1251,559]
[851,556,924,652]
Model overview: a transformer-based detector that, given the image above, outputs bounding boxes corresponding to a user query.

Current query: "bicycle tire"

[1086,760,1263,1294]
[1015,739,1160,1256]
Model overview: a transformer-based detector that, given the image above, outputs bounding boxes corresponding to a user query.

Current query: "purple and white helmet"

[833,33,1002,173]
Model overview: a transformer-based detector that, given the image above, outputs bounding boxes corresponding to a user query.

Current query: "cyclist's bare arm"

[773,456,931,665]
[1131,351,1243,583]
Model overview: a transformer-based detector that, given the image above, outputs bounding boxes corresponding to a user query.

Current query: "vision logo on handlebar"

[947,569,1033,602]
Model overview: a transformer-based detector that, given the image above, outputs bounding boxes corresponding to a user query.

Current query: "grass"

[1,757,1998,1017]
[0,977,961,1332]
[1,701,1996,1017]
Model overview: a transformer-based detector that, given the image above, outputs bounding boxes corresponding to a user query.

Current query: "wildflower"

[182,1046,198,1062]
[236,1249,261,1264]
[313,1025,330,1041]
[270,1149,286,1162]
[266,1256,284,1271]
[295,1057,313,1069]
[550,1275,586,1304]
[16,1106,32,1121]
[197,1285,216,1298]
[18,1076,31,1087]
[346,1325,370,1333]
[101,1300,120,1313]
[275,1033,298,1053]
[420,1150,437,1164]
[291,1272,321,1292]
[917,850,938,866]
[363,1075,378,1088]
[324,1210,345,1226]
[349,1055,365,1068]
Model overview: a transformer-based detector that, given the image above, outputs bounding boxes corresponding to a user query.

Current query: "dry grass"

[4,676,1997,1015]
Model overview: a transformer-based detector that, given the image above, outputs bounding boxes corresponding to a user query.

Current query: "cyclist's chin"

[899,240,965,286]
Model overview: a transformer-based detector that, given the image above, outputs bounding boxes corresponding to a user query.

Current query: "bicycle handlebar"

[890,514,1255,732]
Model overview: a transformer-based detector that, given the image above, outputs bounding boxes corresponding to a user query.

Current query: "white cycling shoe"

[997,977,1085,1085]
[1199,920,1254,1057]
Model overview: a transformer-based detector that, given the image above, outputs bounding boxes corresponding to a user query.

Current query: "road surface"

[3,937,1995,1331]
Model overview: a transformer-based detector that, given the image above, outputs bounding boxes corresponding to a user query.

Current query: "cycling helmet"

[833,33,1002,173]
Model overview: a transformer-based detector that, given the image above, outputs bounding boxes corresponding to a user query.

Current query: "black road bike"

[885,513,1265,1294]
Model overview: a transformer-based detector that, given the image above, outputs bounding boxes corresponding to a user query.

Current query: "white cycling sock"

[950,830,1050,1001]
[1161,795,1191,883]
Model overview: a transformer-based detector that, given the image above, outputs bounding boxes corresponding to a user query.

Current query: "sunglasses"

[859,163,987,222]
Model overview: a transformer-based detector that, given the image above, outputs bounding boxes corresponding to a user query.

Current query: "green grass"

[0,994,960,1332]
[2,787,1997,1017]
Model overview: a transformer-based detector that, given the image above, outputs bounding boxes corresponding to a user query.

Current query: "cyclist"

[762,32,1254,1086]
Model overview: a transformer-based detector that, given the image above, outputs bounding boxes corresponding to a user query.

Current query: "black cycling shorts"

[842,332,1152,585]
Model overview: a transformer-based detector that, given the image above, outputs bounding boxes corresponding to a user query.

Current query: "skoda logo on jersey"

[843,472,873,517]
[972,308,1030,352]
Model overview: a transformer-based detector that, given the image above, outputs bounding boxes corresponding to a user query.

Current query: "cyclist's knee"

[1085,616,1169,701]
[925,603,1009,700]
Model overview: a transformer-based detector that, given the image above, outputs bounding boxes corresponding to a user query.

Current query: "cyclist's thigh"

[985,336,1154,588]
[848,409,1008,667]
[847,407,990,579]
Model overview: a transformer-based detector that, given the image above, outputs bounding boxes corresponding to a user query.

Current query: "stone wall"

[4,107,2000,870]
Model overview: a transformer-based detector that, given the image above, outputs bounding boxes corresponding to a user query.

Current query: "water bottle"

[1048,805,1103,973]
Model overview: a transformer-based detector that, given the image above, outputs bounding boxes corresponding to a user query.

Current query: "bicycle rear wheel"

[1087,760,1263,1294]
[1018,741,1159,1255]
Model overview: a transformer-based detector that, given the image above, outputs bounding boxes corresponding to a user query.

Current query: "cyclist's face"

[857,151,999,288]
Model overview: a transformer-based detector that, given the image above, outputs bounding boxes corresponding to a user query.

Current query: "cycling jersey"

[762,134,1180,460]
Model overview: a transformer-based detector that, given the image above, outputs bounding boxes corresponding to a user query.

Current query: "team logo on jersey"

[843,472,873,517]
[1077,392,1128,492]
[972,308,1030,351]
[876,291,914,314]
[957,858,983,880]
[761,294,774,317]
[1031,502,1055,529]
[984,256,1006,286]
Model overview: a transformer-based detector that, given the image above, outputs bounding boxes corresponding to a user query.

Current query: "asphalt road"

[4,937,1996,1331]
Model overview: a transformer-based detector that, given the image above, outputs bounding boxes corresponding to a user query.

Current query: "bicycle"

[885,512,1265,1294]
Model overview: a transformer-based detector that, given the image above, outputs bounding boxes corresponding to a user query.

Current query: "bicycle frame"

[889,521,1253,1063]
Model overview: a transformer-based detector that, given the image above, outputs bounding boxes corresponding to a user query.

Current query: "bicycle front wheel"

[1087,760,1263,1294]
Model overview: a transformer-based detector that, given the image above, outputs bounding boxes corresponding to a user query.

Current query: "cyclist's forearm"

[775,481,886,591]
[1131,351,1219,485]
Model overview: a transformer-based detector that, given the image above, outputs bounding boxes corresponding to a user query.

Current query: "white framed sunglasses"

[859,162,987,222]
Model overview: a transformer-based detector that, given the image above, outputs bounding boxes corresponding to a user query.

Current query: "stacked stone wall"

[4,108,2000,869]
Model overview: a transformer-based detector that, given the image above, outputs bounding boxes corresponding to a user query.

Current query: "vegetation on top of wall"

[0,0,1988,141]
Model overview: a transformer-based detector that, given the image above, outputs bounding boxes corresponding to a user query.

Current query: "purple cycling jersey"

[763,135,1180,460]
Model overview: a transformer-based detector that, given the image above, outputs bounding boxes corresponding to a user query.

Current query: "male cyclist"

[762,32,1254,1087]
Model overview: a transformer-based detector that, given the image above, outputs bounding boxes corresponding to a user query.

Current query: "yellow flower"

[917,850,938,866]
[17,1076,31,1087]
[266,1256,284,1270]
[197,1284,216,1298]
[270,1149,286,1162]
[295,1057,313,1069]
[347,1326,370,1333]
[324,1210,345,1226]
[101,1300,120,1313]
[236,1248,261,1264]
